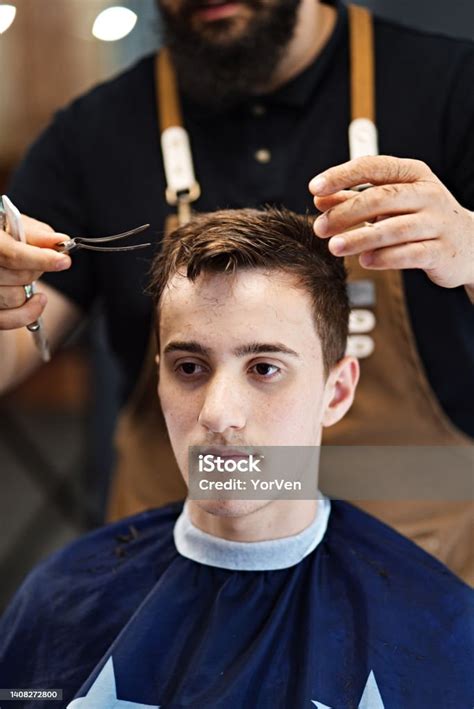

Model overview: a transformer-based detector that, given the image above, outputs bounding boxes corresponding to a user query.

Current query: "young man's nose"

[197,373,246,434]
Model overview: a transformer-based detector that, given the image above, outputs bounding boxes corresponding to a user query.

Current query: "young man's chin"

[194,498,271,518]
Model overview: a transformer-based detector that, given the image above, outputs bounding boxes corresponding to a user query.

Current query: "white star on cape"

[67,657,160,708]
[311,670,385,708]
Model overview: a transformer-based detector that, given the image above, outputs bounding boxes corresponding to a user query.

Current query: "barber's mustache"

[173,0,262,13]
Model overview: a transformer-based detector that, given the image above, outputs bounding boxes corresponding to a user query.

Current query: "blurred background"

[1,0,473,610]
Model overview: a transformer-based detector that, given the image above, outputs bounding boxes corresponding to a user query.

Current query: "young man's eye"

[175,361,206,377]
[251,362,281,378]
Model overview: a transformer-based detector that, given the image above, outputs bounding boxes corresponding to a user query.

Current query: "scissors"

[0,195,152,363]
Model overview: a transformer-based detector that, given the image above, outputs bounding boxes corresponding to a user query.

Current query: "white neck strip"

[173,497,331,571]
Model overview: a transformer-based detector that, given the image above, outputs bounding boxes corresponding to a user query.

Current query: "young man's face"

[157,267,357,517]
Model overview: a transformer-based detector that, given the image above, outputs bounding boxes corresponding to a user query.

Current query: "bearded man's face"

[157,0,302,107]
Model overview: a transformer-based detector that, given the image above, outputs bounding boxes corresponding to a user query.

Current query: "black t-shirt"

[8,4,474,436]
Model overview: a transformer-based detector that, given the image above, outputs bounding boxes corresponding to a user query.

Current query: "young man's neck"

[187,499,319,542]
[263,0,338,93]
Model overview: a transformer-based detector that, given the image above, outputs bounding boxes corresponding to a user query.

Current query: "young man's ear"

[321,356,360,428]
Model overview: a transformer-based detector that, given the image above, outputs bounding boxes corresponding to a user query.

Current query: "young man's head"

[149,208,359,521]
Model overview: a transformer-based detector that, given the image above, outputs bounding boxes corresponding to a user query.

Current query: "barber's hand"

[309,156,474,290]
[0,215,71,330]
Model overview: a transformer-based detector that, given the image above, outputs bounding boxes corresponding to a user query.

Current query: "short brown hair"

[149,207,349,372]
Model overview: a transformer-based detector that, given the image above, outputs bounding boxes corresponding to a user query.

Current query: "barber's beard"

[159,0,301,109]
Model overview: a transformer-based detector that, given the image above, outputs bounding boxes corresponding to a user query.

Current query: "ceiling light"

[0,4,16,34]
[92,6,137,42]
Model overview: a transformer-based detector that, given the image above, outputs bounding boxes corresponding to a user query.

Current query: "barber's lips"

[193,1,242,21]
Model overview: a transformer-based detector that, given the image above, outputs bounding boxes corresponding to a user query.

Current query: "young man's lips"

[193,2,242,22]
[201,446,264,459]
[204,448,250,458]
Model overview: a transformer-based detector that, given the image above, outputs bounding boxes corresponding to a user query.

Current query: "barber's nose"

[198,373,246,434]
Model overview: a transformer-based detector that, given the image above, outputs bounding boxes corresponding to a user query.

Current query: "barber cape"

[0,499,472,708]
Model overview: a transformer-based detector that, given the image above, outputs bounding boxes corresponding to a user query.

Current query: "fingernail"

[55,257,70,271]
[37,293,47,307]
[309,175,327,193]
[329,236,346,255]
[360,252,374,266]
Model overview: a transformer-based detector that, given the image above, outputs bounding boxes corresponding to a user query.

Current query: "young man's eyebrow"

[233,342,300,358]
[163,341,209,356]
[163,341,299,358]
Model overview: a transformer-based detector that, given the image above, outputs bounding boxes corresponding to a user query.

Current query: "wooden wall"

[0,0,116,170]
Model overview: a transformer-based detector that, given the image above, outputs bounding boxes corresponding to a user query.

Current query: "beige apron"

[107,6,473,585]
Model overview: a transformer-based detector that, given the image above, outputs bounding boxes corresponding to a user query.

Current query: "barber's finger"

[314,184,426,238]
[19,213,55,231]
[0,232,71,272]
[309,156,433,196]
[26,232,70,249]
[0,266,43,285]
[2,212,70,248]
[0,286,32,309]
[5,213,69,248]
[313,190,358,212]
[325,215,432,257]
[0,293,47,330]
[358,239,440,271]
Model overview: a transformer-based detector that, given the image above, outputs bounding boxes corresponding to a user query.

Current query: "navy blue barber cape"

[0,501,472,708]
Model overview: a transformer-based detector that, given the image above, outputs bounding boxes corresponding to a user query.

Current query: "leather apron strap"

[347,5,378,162]
[156,48,201,225]
[349,4,375,122]
[156,47,183,130]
